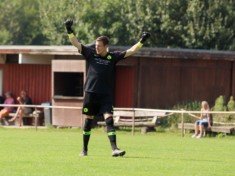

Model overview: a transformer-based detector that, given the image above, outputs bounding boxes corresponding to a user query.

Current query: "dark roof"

[0,45,234,60]
[111,46,235,61]
[0,45,77,55]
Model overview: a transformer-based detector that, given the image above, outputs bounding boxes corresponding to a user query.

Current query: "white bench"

[98,109,169,134]
[0,110,42,130]
[178,123,235,134]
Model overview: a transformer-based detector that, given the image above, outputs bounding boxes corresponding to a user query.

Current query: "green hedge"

[167,95,235,127]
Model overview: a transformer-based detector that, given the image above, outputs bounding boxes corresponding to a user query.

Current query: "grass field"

[0,127,234,176]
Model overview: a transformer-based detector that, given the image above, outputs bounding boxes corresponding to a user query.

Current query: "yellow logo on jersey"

[83,108,89,113]
[107,55,112,60]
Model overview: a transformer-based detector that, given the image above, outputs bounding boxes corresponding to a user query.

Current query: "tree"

[184,0,234,50]
[0,0,46,45]
[0,0,234,50]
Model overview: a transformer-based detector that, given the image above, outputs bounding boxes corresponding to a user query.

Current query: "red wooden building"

[0,46,234,127]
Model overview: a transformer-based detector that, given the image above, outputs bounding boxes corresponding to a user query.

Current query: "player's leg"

[9,107,20,122]
[104,113,117,150]
[0,109,8,119]
[192,120,200,138]
[99,94,125,157]
[0,109,9,119]
[197,125,203,138]
[0,109,10,125]
[81,115,93,156]
[201,121,208,137]
[17,108,24,127]
[100,94,125,156]
[197,121,204,138]
[80,92,97,156]
[104,113,126,157]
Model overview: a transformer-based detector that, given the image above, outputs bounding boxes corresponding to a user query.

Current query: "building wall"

[114,66,136,107]
[52,99,83,127]
[0,64,51,104]
[0,49,234,127]
[51,60,86,127]
[232,62,235,96]
[138,58,234,108]
[115,58,138,107]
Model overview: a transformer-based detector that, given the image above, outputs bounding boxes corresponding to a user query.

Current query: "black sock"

[105,117,117,150]
[83,118,93,152]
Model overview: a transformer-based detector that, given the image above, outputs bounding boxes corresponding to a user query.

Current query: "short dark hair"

[96,36,109,46]
[5,91,12,97]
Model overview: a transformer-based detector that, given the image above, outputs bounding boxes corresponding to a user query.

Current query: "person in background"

[0,92,15,123]
[9,90,33,126]
[192,101,212,139]
[65,19,150,157]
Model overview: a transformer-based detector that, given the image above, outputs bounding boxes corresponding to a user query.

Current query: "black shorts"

[82,92,113,116]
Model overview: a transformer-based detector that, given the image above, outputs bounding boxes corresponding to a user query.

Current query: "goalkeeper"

[65,19,150,157]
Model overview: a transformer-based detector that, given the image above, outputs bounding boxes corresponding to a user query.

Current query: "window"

[54,72,84,97]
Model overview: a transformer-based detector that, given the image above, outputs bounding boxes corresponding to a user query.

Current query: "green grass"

[0,127,234,176]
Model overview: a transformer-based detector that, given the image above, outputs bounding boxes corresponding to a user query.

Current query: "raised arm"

[64,19,82,52]
[124,32,151,58]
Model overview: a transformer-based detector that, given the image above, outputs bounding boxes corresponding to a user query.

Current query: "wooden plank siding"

[0,46,234,128]
[232,62,235,96]
[0,64,51,104]
[138,58,233,108]
[115,57,139,108]
[114,66,136,107]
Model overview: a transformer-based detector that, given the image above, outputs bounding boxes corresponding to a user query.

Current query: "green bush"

[212,95,227,111]
[168,101,201,128]
[227,96,235,111]
[212,95,235,123]
[167,95,235,128]
[212,95,227,122]
[227,96,235,122]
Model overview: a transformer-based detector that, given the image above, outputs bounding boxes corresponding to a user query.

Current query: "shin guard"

[83,118,93,151]
[105,117,117,150]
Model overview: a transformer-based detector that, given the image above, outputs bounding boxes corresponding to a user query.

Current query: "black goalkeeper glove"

[139,32,151,44]
[64,19,74,34]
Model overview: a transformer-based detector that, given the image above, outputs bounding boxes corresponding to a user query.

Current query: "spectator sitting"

[0,92,15,123]
[9,90,33,126]
[192,101,211,139]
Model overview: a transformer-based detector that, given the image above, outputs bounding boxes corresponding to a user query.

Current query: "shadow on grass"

[90,154,224,163]
[124,156,161,159]
[90,154,162,160]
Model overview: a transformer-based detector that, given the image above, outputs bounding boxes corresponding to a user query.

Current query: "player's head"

[201,101,209,110]
[95,36,109,55]
[5,91,12,98]
[20,90,27,98]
